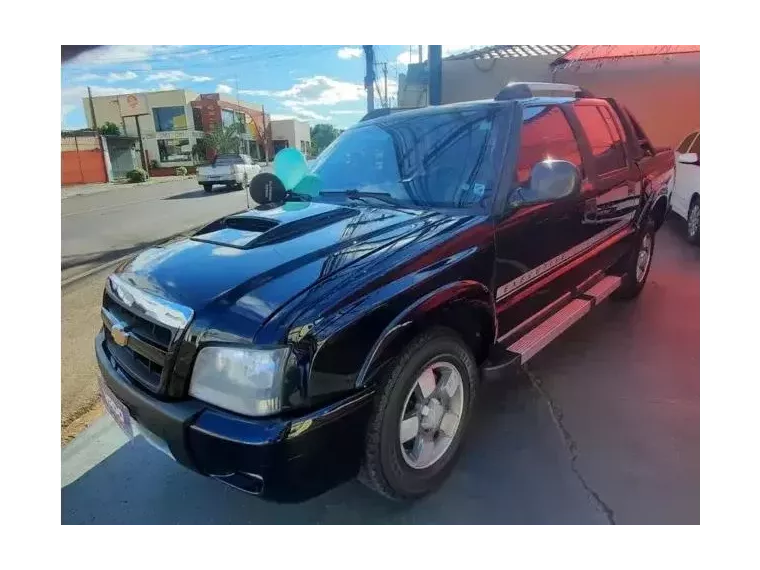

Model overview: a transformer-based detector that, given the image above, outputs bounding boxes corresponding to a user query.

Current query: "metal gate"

[105,137,139,179]
[61,133,108,185]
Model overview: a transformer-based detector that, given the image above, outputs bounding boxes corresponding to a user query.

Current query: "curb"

[61,222,205,288]
[62,176,195,200]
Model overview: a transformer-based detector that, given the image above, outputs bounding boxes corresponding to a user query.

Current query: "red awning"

[559,45,700,63]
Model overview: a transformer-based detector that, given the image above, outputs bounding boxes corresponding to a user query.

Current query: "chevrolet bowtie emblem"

[111,323,130,347]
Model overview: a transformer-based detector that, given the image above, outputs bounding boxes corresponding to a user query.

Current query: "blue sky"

[61,45,483,130]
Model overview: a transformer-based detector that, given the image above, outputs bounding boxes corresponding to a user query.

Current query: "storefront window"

[153,106,188,132]
[157,139,192,162]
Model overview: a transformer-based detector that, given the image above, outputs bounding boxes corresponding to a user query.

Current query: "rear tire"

[202,184,212,193]
[612,220,655,301]
[359,327,477,501]
[686,196,700,245]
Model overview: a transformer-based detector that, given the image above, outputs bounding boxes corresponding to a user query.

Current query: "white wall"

[553,53,700,148]
[398,56,557,107]
[271,119,311,154]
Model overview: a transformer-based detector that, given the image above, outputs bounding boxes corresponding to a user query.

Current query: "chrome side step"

[506,275,621,364]
[584,274,621,305]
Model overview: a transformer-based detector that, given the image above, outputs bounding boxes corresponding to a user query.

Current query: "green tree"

[98,121,121,136]
[310,124,342,156]
[204,124,241,156]
[192,138,211,163]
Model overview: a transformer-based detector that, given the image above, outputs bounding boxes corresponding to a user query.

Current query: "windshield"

[213,155,244,166]
[310,108,500,210]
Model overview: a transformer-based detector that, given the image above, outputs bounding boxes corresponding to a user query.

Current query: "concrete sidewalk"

[62,176,194,200]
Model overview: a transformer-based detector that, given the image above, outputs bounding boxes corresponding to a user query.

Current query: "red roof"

[558,45,700,63]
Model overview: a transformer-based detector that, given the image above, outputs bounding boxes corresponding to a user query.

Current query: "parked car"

[668,130,700,244]
[95,83,674,503]
[196,153,261,192]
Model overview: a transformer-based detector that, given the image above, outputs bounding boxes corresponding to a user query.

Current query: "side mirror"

[678,152,698,165]
[515,160,580,206]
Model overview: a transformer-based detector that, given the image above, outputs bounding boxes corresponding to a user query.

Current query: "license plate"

[99,377,135,439]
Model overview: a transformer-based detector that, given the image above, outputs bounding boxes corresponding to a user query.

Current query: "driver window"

[514,106,582,189]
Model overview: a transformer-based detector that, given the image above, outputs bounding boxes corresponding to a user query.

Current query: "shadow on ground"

[163,188,243,200]
[61,375,604,525]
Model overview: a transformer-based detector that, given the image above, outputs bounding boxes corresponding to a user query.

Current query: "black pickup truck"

[95,83,674,502]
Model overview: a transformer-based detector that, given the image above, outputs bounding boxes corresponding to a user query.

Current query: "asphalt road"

[61,219,699,524]
[61,178,253,281]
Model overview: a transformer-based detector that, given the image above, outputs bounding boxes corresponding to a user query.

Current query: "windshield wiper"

[319,189,401,207]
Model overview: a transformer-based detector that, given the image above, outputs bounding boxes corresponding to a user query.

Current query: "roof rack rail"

[360,107,420,122]
[495,82,594,101]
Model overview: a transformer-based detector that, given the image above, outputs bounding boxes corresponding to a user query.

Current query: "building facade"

[82,89,272,168]
[83,89,203,168]
[397,45,573,107]
[551,46,700,149]
[270,119,311,156]
[190,93,272,160]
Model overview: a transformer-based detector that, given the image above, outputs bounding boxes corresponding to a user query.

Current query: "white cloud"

[396,45,487,65]
[145,70,212,83]
[241,76,364,106]
[158,83,177,91]
[107,70,138,82]
[337,47,363,60]
[332,109,364,115]
[176,48,209,59]
[60,85,138,125]
[282,101,331,121]
[216,84,233,94]
[72,73,101,82]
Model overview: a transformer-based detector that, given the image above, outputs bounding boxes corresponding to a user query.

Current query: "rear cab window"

[573,103,628,175]
[214,155,245,166]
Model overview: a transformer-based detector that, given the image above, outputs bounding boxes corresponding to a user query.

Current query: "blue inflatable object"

[273,148,309,190]
[293,173,323,197]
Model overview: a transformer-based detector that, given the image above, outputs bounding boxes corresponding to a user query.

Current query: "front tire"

[612,220,655,301]
[202,184,212,193]
[360,327,477,501]
[686,196,700,245]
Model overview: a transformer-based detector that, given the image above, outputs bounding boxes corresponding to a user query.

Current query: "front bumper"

[95,331,374,502]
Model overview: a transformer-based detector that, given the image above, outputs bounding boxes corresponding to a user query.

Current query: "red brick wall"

[191,94,273,157]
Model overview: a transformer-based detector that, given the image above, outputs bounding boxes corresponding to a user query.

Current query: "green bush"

[126,168,147,183]
[150,159,160,169]
[175,166,188,176]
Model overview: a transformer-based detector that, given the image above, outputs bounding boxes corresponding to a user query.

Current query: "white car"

[669,130,700,244]
[197,154,261,193]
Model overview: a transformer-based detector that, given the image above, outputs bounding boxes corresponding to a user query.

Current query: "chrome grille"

[100,275,193,393]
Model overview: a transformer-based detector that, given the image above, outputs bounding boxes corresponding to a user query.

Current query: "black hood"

[115,201,463,340]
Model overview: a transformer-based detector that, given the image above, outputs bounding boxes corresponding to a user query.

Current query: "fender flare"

[354,280,494,388]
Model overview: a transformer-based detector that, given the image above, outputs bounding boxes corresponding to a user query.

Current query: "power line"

[64,45,337,72]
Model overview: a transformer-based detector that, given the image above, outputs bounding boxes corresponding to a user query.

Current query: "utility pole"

[134,115,148,176]
[262,105,270,164]
[382,62,389,108]
[87,86,99,132]
[418,45,423,63]
[363,45,375,113]
[235,75,245,155]
[428,45,443,105]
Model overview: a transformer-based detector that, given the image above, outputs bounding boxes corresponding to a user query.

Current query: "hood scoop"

[191,202,357,250]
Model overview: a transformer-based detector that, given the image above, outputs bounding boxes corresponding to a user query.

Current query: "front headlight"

[189,346,290,416]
